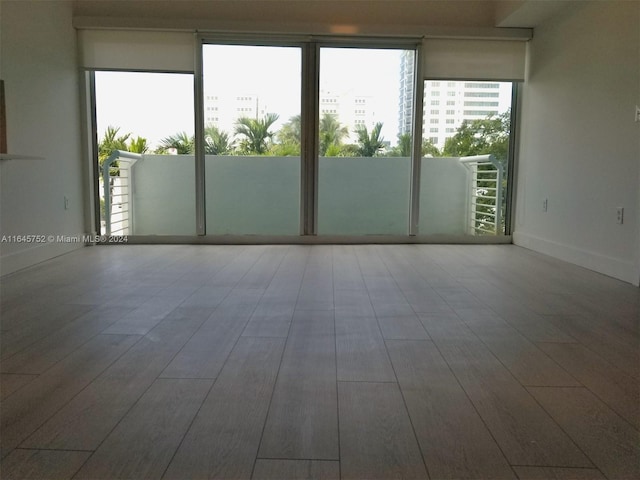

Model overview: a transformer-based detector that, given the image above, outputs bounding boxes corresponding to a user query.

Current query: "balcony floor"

[1,244,638,479]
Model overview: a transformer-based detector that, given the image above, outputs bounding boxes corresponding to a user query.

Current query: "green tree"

[442,110,510,164]
[98,126,130,171]
[386,133,441,158]
[127,136,149,154]
[319,114,349,156]
[387,133,411,157]
[421,139,441,157]
[272,115,301,156]
[355,122,385,157]
[277,115,301,145]
[234,113,279,155]
[156,132,194,154]
[204,125,233,155]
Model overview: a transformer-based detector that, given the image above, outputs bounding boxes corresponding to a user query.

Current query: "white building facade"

[398,51,512,151]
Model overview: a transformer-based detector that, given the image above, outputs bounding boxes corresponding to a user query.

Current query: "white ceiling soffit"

[72,0,531,39]
[495,0,575,28]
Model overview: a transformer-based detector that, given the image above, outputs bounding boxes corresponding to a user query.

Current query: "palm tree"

[98,126,130,171]
[127,136,149,154]
[204,125,233,155]
[355,122,385,157]
[157,132,194,154]
[277,114,301,146]
[319,113,349,156]
[234,113,279,155]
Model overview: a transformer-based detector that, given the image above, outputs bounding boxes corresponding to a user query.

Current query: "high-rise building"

[204,93,270,134]
[398,50,415,137]
[398,51,512,150]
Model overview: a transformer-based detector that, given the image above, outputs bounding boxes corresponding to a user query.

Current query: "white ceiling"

[71,0,574,30]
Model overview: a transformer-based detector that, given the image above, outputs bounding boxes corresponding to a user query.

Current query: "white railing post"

[102,150,141,236]
[459,154,503,235]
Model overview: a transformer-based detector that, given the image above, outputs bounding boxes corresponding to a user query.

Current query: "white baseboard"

[0,241,85,277]
[513,231,640,286]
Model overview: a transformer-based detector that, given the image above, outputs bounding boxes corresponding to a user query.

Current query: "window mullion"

[409,43,424,236]
[300,43,320,236]
[195,34,206,235]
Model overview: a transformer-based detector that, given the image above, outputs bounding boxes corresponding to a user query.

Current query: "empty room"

[0,1,638,479]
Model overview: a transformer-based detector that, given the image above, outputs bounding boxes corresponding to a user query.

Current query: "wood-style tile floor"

[0,244,638,479]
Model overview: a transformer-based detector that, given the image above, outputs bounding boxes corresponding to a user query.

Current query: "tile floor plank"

[338,381,428,480]
[332,245,367,291]
[296,246,334,311]
[512,466,606,479]
[537,342,640,429]
[386,340,516,480]
[377,315,430,340]
[160,289,263,378]
[73,378,212,480]
[252,459,340,480]
[163,336,285,480]
[335,315,396,382]
[0,334,139,456]
[0,374,37,400]
[20,313,207,451]
[454,307,580,387]
[258,311,338,460]
[0,303,93,360]
[435,342,593,467]
[0,306,133,374]
[0,449,91,480]
[456,278,577,343]
[242,247,308,337]
[545,313,640,379]
[528,387,640,480]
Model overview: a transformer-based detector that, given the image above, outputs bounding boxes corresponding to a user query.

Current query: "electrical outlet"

[616,207,624,224]
[542,198,548,212]
[64,196,69,210]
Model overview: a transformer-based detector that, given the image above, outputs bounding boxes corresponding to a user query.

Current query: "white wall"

[0,0,86,275]
[514,1,640,285]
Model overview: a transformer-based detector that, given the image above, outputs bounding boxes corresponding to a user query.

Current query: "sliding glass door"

[94,71,195,236]
[91,36,519,240]
[317,47,414,235]
[202,44,301,235]
[419,80,514,236]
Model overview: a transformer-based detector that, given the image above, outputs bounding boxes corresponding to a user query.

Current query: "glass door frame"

[195,34,422,237]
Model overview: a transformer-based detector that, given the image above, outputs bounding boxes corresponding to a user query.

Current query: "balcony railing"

[459,154,503,235]
[101,150,141,236]
[101,152,503,237]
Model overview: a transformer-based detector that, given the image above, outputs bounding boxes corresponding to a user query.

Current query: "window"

[465,92,499,98]
[88,35,519,241]
[94,71,195,236]
[421,80,514,236]
[203,44,301,235]
[318,47,414,235]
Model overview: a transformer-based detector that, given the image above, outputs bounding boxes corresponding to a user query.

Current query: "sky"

[95,46,406,150]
